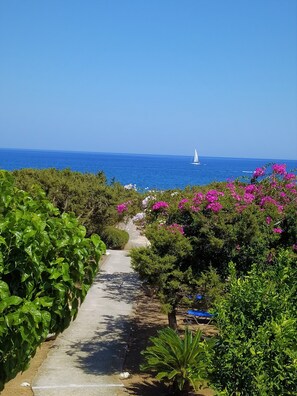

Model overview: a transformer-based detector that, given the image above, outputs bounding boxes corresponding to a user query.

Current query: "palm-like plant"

[141,327,210,395]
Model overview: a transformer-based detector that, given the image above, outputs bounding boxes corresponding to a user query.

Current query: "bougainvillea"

[141,163,297,276]
[152,201,169,211]
[117,200,133,214]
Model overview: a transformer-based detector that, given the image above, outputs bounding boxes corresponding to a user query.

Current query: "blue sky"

[0,0,296,159]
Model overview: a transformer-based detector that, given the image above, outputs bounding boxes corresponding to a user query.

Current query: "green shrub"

[210,250,297,395]
[141,327,211,395]
[12,168,142,236]
[101,226,129,249]
[130,225,194,328]
[0,171,105,389]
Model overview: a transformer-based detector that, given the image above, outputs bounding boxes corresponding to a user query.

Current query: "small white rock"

[21,382,31,387]
[119,372,130,379]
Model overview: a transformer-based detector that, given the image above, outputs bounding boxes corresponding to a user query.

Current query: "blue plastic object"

[187,309,213,318]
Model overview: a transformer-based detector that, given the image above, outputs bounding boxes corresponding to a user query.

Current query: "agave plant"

[141,327,211,395]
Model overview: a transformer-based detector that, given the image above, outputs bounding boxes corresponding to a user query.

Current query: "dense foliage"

[211,249,297,395]
[141,327,211,395]
[0,171,105,389]
[131,225,195,328]
[131,164,297,326]
[129,163,297,393]
[12,168,141,236]
[101,226,129,249]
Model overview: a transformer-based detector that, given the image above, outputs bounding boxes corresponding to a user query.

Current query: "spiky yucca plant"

[141,327,210,395]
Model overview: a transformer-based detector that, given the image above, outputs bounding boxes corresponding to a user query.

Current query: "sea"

[0,148,296,191]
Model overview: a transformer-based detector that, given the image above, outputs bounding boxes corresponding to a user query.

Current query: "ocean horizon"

[0,147,296,191]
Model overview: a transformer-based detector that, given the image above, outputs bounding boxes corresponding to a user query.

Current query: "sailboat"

[192,148,200,165]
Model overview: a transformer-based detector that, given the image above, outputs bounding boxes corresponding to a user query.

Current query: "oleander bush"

[0,171,105,389]
[101,226,129,249]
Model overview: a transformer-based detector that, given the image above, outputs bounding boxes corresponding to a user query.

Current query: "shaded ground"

[122,289,216,396]
[2,288,216,396]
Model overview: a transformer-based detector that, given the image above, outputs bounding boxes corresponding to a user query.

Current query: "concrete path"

[32,221,146,396]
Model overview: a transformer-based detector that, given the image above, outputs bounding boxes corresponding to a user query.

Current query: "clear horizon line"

[0,146,296,162]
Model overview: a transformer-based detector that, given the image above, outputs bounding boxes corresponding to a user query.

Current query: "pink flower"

[152,201,169,211]
[193,192,204,205]
[284,173,296,181]
[207,202,223,212]
[273,228,283,234]
[178,198,189,210]
[245,184,257,194]
[272,164,286,175]
[205,190,224,203]
[191,205,200,212]
[117,203,128,213]
[266,216,272,225]
[243,193,255,204]
[253,167,265,178]
[231,192,242,201]
[260,196,278,207]
[285,183,297,192]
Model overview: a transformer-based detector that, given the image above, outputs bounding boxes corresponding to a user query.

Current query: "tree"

[130,224,195,329]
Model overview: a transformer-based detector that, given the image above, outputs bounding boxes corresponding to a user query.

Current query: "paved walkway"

[32,221,147,396]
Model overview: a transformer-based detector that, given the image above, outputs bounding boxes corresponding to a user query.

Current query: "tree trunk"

[168,308,177,330]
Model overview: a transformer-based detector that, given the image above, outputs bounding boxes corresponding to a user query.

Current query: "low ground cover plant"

[141,327,212,396]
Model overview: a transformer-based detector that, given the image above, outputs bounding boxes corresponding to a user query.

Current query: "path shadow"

[98,271,141,305]
[63,300,165,379]
[65,314,134,375]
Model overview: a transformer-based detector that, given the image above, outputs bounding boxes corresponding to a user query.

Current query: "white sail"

[192,149,200,165]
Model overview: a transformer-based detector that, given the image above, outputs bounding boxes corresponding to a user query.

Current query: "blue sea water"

[0,148,296,191]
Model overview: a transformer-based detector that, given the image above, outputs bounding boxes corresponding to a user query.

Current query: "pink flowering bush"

[131,165,297,392]
[140,163,297,276]
[272,163,286,175]
[152,201,169,211]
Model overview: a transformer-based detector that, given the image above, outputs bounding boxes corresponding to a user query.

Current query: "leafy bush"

[130,224,194,328]
[141,327,211,395]
[210,250,297,395]
[142,164,297,277]
[12,168,142,236]
[101,226,129,249]
[0,171,105,389]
